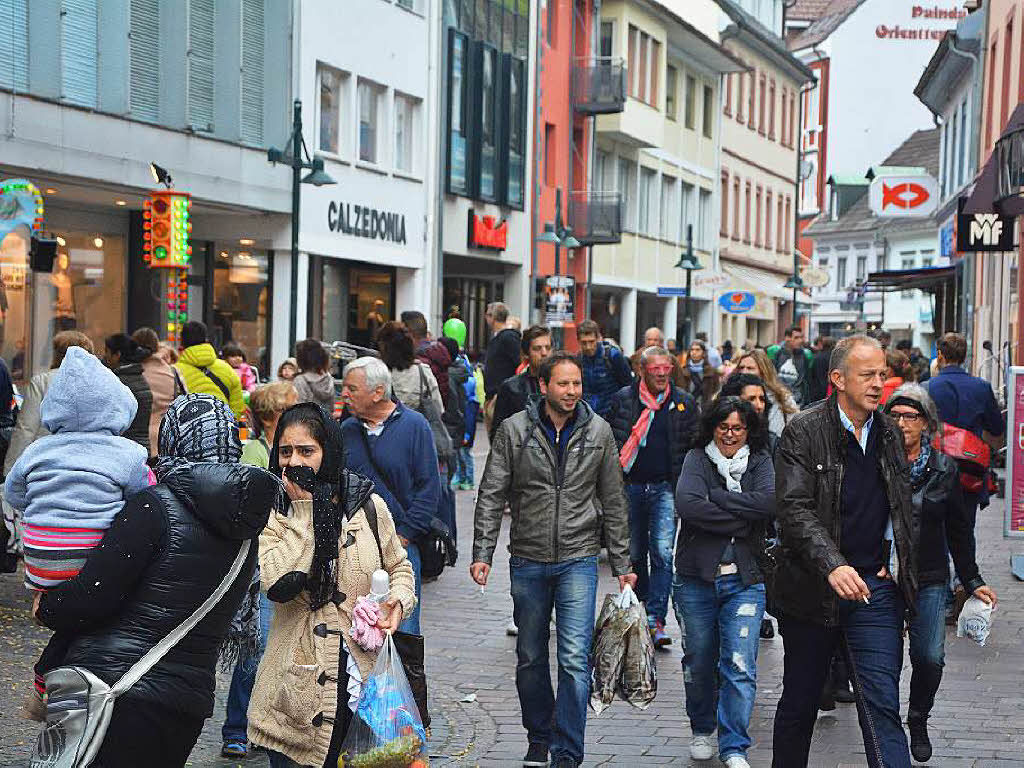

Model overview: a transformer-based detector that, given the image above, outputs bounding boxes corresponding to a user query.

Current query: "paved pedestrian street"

[2,453,1023,766]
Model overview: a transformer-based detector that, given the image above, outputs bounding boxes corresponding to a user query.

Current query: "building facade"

[716,0,814,347]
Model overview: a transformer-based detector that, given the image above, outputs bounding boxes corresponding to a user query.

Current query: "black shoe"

[833,684,855,704]
[760,618,775,639]
[818,685,836,712]
[908,714,932,762]
[830,658,855,703]
[523,742,549,767]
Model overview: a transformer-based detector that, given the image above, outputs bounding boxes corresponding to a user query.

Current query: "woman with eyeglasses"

[673,397,775,768]
[884,384,996,763]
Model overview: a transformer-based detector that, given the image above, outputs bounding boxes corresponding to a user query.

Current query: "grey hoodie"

[293,370,336,413]
[4,347,150,531]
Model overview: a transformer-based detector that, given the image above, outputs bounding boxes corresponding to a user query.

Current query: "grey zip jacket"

[473,397,632,575]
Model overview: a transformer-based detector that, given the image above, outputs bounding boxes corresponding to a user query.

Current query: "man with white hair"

[340,356,441,634]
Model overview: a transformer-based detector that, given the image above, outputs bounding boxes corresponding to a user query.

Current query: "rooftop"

[788,0,867,51]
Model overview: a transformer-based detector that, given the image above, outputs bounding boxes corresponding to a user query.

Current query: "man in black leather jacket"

[490,324,551,438]
[771,335,917,768]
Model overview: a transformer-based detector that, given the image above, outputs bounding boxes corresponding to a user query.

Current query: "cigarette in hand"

[862,596,870,604]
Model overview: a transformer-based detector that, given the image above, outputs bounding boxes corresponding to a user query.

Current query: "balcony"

[568,191,624,245]
[572,58,626,115]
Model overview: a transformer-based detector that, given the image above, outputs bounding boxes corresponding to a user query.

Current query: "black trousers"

[92,700,205,768]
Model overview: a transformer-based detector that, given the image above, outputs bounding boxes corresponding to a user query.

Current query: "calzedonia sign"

[327,201,407,245]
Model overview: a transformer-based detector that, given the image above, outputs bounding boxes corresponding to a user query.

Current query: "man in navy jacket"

[578,319,633,419]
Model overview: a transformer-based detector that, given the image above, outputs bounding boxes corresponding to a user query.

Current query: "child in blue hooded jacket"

[5,345,150,713]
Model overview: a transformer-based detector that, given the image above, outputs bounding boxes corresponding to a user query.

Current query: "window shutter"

[129,0,160,121]
[240,0,265,145]
[61,0,99,107]
[188,0,215,131]
[0,0,29,91]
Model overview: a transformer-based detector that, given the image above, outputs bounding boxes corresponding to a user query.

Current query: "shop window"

[446,29,470,195]
[318,63,348,156]
[476,45,499,200]
[358,78,384,164]
[504,54,526,208]
[348,267,393,348]
[212,248,268,372]
[394,92,420,174]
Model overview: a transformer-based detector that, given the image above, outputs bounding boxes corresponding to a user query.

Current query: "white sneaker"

[690,734,714,761]
[723,756,750,768]
[506,619,518,636]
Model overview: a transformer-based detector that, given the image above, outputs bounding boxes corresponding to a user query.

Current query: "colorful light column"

[143,191,193,347]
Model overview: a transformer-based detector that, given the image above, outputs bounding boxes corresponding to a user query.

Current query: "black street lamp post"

[674,224,702,350]
[268,99,336,352]
[537,188,581,348]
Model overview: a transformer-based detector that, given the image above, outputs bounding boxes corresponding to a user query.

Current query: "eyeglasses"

[715,423,748,435]
[891,411,922,424]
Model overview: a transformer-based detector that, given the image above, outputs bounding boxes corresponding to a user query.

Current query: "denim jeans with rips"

[625,481,676,625]
[510,554,599,765]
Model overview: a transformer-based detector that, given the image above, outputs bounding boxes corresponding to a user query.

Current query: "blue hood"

[41,346,138,435]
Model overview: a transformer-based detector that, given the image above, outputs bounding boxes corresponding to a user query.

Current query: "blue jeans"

[625,481,676,624]
[510,555,598,764]
[221,591,272,743]
[772,575,910,768]
[454,446,475,486]
[400,541,421,635]
[908,582,948,718]
[675,574,765,761]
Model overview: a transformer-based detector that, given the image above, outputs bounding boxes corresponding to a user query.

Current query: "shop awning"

[863,265,956,293]
[722,263,816,305]
[963,103,1024,216]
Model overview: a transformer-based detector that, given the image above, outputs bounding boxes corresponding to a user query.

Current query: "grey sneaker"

[690,734,714,761]
[723,756,750,768]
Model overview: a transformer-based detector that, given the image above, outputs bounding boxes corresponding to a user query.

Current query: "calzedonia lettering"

[327,201,407,244]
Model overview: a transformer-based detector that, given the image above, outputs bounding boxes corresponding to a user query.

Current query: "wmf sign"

[956,197,1015,252]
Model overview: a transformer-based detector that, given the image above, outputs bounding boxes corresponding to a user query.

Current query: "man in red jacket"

[401,310,452,404]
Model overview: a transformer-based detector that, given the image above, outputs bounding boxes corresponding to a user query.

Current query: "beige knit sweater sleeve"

[259,499,315,592]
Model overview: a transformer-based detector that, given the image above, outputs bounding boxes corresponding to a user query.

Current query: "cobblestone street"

[2,444,1023,766]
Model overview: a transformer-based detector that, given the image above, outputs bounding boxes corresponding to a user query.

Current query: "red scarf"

[619,379,667,472]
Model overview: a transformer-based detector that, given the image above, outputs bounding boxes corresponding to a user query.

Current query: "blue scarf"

[909,439,931,488]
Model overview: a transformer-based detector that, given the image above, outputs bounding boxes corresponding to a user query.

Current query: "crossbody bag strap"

[417,363,428,411]
[356,423,399,500]
[361,497,385,569]
[200,366,231,401]
[110,539,250,696]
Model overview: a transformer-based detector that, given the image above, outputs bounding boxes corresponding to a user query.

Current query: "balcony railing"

[572,58,626,114]
[568,191,624,245]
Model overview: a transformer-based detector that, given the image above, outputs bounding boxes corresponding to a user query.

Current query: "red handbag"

[932,422,991,493]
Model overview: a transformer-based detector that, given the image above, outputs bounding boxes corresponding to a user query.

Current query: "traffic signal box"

[143,191,192,347]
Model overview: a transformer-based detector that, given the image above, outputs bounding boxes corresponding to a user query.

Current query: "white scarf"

[704,442,749,493]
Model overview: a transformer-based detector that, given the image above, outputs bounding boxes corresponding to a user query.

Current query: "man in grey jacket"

[471,352,635,768]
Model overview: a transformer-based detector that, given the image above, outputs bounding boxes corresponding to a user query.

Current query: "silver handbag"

[30,540,250,768]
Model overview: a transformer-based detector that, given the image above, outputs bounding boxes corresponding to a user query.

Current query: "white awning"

[721,263,818,306]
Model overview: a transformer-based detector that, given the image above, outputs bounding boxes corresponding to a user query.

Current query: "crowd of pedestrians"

[0,301,1006,768]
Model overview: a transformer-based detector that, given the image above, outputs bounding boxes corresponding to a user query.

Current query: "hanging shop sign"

[467,210,508,251]
[0,178,44,239]
[1005,366,1024,538]
[718,291,756,314]
[544,275,575,327]
[956,197,1015,252]
[143,190,193,347]
[799,266,830,288]
[327,201,407,244]
[868,174,939,217]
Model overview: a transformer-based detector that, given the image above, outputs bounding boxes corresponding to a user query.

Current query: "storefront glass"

[590,289,622,346]
[212,246,269,374]
[443,276,502,357]
[312,257,394,348]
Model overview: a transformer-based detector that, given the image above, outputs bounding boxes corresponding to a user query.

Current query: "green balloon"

[442,318,467,349]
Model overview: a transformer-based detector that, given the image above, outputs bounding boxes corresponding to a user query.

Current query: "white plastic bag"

[956,595,995,647]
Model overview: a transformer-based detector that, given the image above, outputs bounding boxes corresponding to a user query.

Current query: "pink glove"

[350,597,385,652]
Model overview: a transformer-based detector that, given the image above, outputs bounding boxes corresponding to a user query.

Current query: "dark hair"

[895,338,912,352]
[221,341,245,361]
[886,349,913,380]
[439,335,459,362]
[104,332,148,364]
[131,327,160,357]
[539,351,582,384]
[181,320,208,349]
[818,335,836,352]
[697,396,767,451]
[938,332,967,365]
[722,340,734,353]
[295,338,329,374]
[376,321,416,370]
[400,310,428,340]
[784,324,802,337]
[521,324,552,354]
[719,373,767,399]
[577,319,600,338]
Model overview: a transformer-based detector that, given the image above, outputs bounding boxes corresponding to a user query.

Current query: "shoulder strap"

[172,366,186,398]
[417,363,427,407]
[356,422,399,500]
[361,497,385,570]
[111,539,249,695]
[201,366,231,400]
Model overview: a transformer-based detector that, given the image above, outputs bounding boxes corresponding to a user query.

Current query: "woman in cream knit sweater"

[247,403,417,768]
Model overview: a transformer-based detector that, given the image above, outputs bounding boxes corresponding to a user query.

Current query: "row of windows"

[720,170,792,255]
[723,67,797,148]
[940,95,972,200]
[666,67,715,138]
[318,64,422,175]
[816,248,934,296]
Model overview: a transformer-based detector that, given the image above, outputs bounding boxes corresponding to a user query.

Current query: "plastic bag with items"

[589,585,657,714]
[957,595,995,647]
[339,634,428,768]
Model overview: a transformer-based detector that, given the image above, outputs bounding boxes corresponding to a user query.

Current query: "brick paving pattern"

[2,442,1023,766]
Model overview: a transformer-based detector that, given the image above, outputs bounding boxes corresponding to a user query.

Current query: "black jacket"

[914,448,983,592]
[675,447,775,586]
[808,349,830,404]
[607,382,699,483]
[773,395,917,626]
[114,362,153,452]
[38,462,278,718]
[491,371,539,439]
[483,327,522,398]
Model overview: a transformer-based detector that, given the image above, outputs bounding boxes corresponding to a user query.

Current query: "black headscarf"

[268,402,347,611]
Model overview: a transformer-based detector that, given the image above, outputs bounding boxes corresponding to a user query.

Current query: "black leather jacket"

[491,371,540,438]
[39,462,278,717]
[607,382,699,483]
[773,395,917,626]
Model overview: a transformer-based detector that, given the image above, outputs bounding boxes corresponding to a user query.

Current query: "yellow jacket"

[174,343,245,418]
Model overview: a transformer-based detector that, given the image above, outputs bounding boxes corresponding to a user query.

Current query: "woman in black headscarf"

[249,403,416,768]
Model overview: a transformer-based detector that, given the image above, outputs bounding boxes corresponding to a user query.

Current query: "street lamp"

[674,224,703,350]
[536,188,580,347]
[784,273,804,325]
[268,99,337,351]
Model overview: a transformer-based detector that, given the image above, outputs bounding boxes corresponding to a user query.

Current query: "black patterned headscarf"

[154,393,242,479]
[268,402,347,611]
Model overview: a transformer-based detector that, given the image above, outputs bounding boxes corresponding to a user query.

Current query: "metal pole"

[553,188,564,348]
[289,99,302,353]
[684,224,693,349]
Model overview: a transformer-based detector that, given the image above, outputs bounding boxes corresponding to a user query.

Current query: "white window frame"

[357,78,385,166]
[393,91,421,176]
[317,62,348,159]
